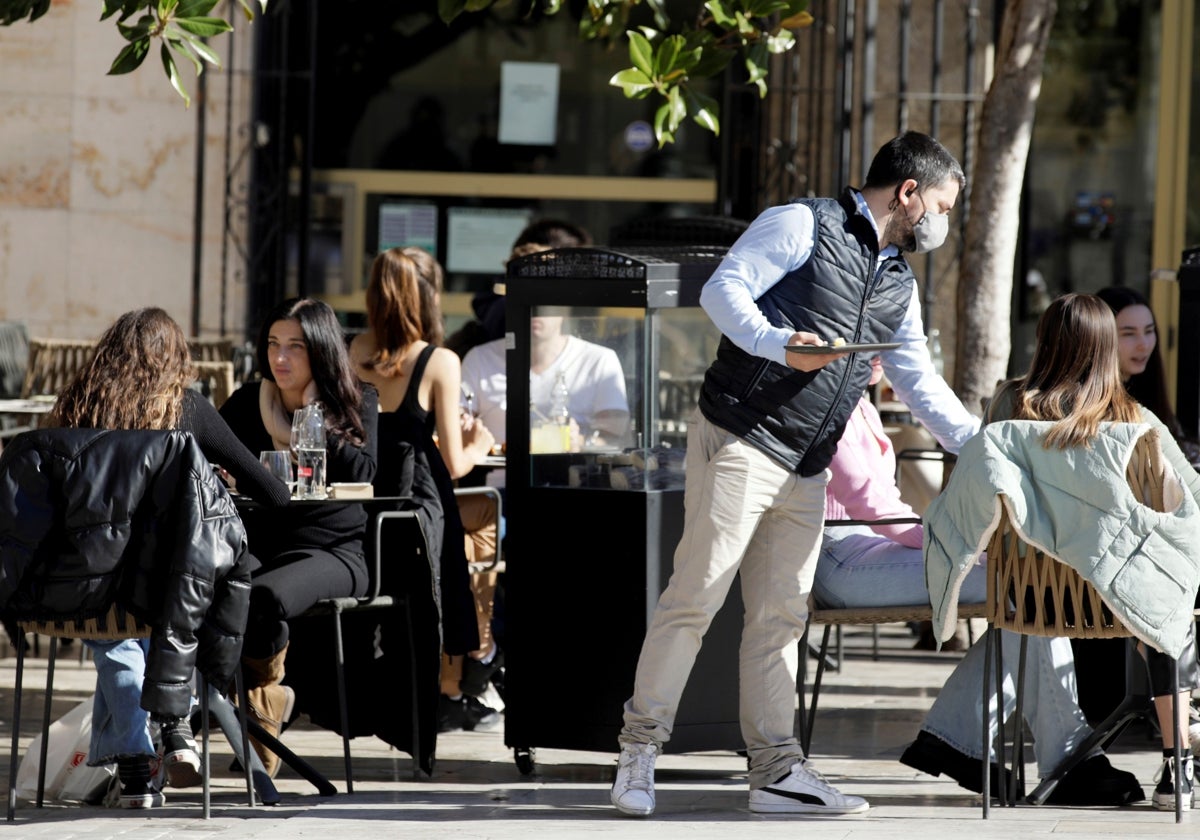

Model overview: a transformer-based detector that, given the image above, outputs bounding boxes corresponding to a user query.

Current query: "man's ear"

[900,178,920,201]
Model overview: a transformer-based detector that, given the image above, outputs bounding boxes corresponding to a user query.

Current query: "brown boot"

[245,683,296,778]
[238,644,293,778]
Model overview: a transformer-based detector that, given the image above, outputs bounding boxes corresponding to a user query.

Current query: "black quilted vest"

[698,189,914,476]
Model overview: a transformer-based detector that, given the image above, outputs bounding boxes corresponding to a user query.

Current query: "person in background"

[219,298,378,778]
[349,247,498,732]
[1097,284,1200,759]
[49,307,290,808]
[445,218,592,361]
[918,293,1198,811]
[612,131,979,817]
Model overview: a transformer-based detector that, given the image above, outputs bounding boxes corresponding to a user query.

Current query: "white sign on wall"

[498,61,560,146]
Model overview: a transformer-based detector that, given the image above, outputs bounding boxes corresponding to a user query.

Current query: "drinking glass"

[260,450,296,497]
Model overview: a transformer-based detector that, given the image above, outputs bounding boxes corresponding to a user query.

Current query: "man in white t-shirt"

[461,311,631,487]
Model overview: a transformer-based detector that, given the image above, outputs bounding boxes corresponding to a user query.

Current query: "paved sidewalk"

[1,625,1194,839]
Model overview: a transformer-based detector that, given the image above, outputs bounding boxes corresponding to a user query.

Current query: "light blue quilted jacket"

[924,420,1200,658]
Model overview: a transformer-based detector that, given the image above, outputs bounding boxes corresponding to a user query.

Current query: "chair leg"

[199,675,211,819]
[35,637,58,809]
[7,633,25,821]
[401,597,421,780]
[795,630,810,750]
[330,608,354,794]
[804,625,835,755]
[992,628,1008,807]
[1171,659,1182,823]
[1010,635,1029,804]
[981,626,993,819]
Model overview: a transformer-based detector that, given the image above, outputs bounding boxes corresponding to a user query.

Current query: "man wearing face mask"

[611,131,981,818]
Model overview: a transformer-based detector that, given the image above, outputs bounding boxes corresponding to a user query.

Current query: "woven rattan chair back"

[984,430,1165,639]
[20,339,97,399]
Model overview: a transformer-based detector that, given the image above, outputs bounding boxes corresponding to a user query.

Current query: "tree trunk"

[954,0,1057,415]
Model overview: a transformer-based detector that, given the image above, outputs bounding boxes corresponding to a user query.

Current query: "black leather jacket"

[699,190,914,475]
[0,428,250,718]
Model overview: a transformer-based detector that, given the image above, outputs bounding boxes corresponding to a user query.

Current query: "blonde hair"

[51,308,194,431]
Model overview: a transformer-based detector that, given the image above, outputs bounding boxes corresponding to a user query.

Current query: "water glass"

[296,447,327,499]
[259,450,296,497]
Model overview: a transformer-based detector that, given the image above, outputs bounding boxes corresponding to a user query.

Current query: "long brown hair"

[1013,293,1141,448]
[51,308,194,431]
[363,247,442,373]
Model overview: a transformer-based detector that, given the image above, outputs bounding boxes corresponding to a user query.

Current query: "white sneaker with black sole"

[749,761,869,814]
[611,742,657,816]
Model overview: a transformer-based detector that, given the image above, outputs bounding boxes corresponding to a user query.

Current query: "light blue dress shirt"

[698,194,980,454]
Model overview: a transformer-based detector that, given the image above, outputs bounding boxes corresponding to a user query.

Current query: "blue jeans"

[84,638,155,766]
[816,529,1094,776]
[815,525,987,608]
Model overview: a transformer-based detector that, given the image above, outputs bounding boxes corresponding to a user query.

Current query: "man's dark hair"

[512,218,592,251]
[863,131,966,194]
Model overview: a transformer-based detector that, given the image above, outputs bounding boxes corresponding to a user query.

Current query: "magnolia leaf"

[684,87,720,135]
[176,0,219,17]
[161,42,190,107]
[437,0,467,24]
[157,0,179,18]
[626,30,654,78]
[610,67,654,98]
[169,36,205,74]
[183,32,221,66]
[780,10,814,29]
[766,29,795,54]
[667,84,686,128]
[108,37,151,75]
[653,101,674,147]
[692,44,732,78]
[654,34,682,78]
[174,15,232,37]
[117,15,154,42]
[704,1,736,28]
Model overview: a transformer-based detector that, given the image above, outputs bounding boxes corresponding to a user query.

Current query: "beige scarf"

[259,380,321,453]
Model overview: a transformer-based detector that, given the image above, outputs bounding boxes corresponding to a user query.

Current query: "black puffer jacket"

[0,428,250,718]
[700,189,914,475]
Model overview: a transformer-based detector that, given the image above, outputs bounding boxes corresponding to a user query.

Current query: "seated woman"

[348,246,497,731]
[914,294,1199,810]
[48,307,290,808]
[815,354,1141,805]
[219,297,377,777]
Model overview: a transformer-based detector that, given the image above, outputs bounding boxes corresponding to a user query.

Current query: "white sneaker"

[749,761,869,814]
[611,742,657,816]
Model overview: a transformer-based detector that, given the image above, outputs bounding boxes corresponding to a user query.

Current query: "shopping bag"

[15,696,115,803]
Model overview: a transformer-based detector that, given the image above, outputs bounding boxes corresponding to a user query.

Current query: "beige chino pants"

[619,412,828,789]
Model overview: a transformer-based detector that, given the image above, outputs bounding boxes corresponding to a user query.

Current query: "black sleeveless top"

[375,344,479,655]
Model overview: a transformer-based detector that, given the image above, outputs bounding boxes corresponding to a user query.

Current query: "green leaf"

[766,29,795,54]
[684,87,720,135]
[644,0,669,29]
[174,15,232,37]
[158,0,179,18]
[626,30,654,78]
[108,38,151,75]
[183,32,221,66]
[609,67,654,98]
[117,15,154,42]
[168,36,204,75]
[666,84,686,129]
[438,0,467,24]
[161,42,190,107]
[653,34,682,78]
[704,0,736,27]
[175,0,219,16]
[653,102,674,147]
[691,44,733,78]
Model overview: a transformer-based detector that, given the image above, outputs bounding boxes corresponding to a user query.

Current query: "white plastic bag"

[15,696,115,803]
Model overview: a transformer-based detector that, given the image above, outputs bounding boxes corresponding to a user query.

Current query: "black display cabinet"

[503,247,744,774]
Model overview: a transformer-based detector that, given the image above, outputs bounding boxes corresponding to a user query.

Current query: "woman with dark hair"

[218,297,378,777]
[350,247,496,731]
[50,307,290,808]
[1097,285,1200,466]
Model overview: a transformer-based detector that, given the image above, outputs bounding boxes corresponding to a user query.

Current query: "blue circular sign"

[624,120,655,152]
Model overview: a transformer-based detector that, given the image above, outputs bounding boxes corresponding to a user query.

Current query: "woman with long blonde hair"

[50,307,289,808]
